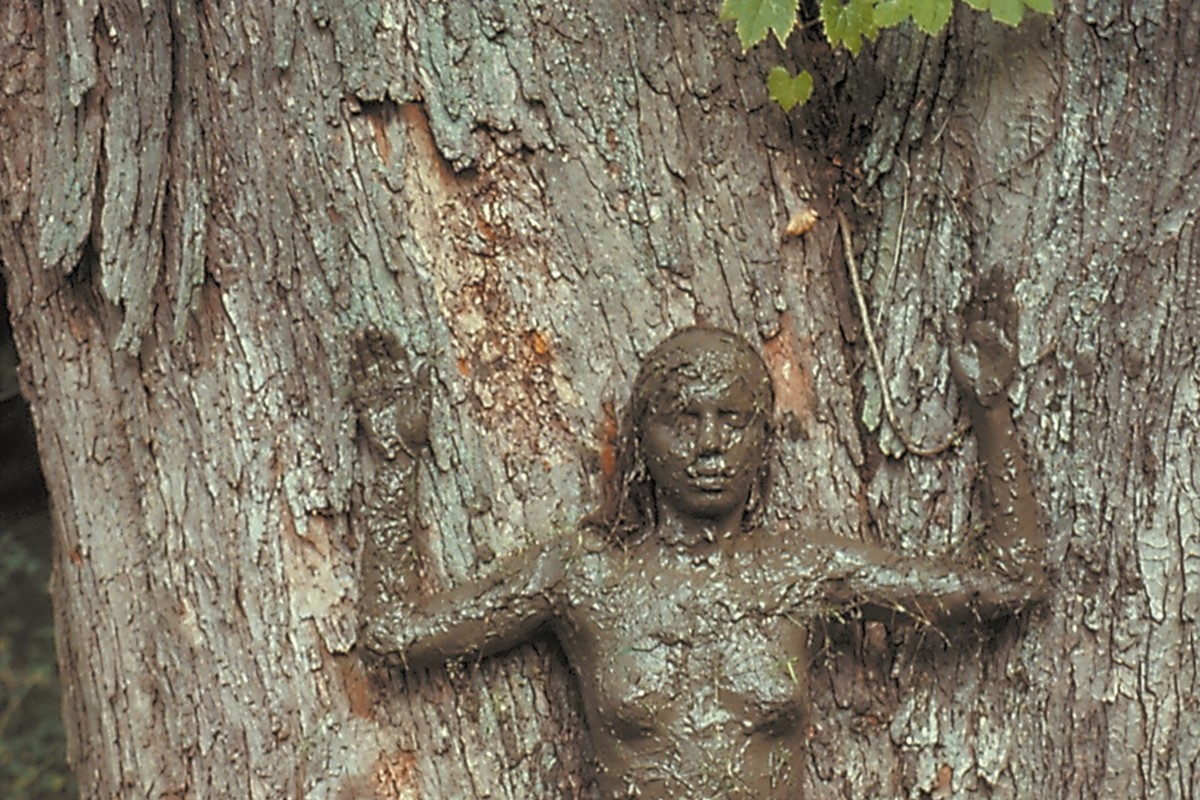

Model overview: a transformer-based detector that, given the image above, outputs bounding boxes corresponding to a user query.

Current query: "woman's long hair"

[587,326,775,544]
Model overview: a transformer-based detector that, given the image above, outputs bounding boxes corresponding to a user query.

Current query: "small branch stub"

[784,204,820,238]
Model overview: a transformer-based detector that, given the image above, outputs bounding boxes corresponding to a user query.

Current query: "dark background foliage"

[0,272,71,799]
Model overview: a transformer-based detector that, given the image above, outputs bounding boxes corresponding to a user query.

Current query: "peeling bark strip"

[37,0,173,351]
[1,1,1198,798]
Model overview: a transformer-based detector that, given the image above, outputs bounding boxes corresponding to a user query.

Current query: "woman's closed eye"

[721,410,752,429]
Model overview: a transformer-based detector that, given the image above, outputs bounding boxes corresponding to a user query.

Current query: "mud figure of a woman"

[352,324,1045,800]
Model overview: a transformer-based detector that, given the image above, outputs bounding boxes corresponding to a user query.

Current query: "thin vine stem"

[834,206,970,458]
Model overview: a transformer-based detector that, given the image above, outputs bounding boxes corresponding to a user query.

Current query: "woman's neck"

[654,505,741,553]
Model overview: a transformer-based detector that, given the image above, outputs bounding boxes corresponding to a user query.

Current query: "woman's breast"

[563,594,810,743]
[558,543,818,797]
[712,612,810,734]
[580,637,810,800]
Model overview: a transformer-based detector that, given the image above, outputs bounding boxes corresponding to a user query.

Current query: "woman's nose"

[696,414,723,454]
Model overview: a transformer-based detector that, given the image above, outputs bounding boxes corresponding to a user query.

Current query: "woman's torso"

[555,530,816,799]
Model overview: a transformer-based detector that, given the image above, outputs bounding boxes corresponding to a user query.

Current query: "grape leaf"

[720,0,801,50]
[1023,0,1054,13]
[990,0,1024,25]
[911,0,953,34]
[768,66,814,110]
[961,0,989,9]
[821,0,878,55]
[874,0,913,28]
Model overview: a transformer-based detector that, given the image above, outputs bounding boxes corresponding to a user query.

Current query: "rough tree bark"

[1,0,1197,797]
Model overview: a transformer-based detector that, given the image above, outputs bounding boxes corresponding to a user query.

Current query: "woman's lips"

[687,468,734,491]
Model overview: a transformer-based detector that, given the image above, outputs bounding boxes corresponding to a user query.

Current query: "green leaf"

[961,0,989,9]
[1023,0,1054,14]
[820,0,878,55]
[874,0,912,28]
[720,0,801,50]
[990,0,1024,25]
[911,0,953,34]
[768,66,814,110]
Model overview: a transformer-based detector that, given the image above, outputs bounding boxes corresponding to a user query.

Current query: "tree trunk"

[1,0,1196,797]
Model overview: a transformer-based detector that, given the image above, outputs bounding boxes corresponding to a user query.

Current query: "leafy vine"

[719,0,1055,109]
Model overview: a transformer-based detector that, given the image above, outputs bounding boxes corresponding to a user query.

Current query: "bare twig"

[834,206,970,458]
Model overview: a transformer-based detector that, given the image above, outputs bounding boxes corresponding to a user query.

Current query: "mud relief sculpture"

[351,302,1046,799]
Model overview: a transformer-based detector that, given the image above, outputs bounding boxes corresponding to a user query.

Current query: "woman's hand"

[948,316,1018,408]
[351,329,432,460]
[947,270,1020,408]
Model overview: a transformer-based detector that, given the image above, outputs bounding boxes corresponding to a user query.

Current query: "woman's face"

[641,363,769,527]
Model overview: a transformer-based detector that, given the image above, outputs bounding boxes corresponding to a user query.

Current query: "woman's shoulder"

[737,525,857,577]
[556,525,651,603]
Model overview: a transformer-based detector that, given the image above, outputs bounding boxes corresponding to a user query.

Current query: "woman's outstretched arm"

[351,330,571,668]
[946,271,1046,589]
[364,540,569,668]
[790,532,1044,625]
[351,329,432,635]
[787,279,1046,624]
